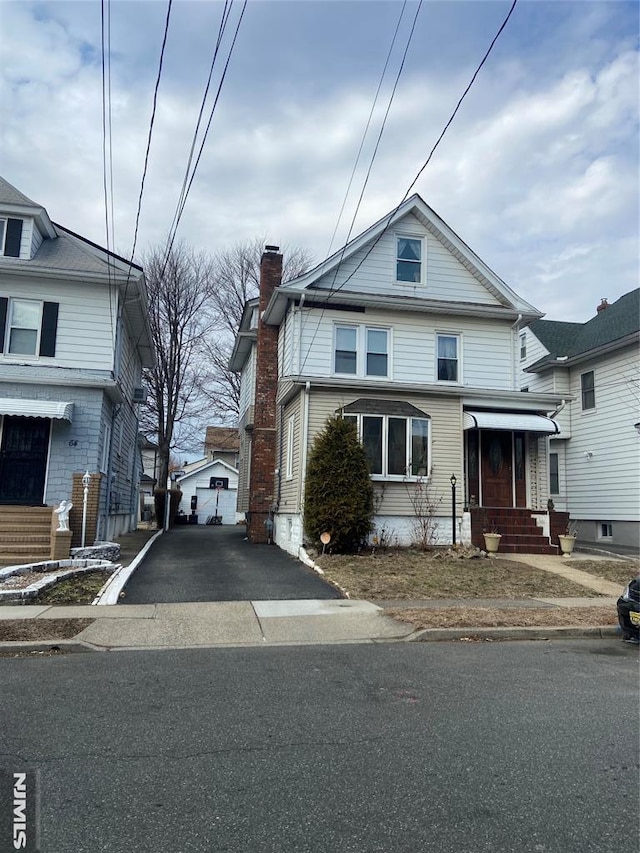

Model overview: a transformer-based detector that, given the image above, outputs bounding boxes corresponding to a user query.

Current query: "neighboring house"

[139,436,159,520]
[175,458,241,525]
[0,176,154,560]
[230,194,566,555]
[521,290,640,548]
[204,426,240,468]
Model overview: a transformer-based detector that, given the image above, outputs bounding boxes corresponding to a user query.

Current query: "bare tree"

[199,237,313,421]
[140,243,216,487]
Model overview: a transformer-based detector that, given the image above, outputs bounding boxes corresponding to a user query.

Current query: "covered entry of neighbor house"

[0,415,50,505]
[464,410,559,508]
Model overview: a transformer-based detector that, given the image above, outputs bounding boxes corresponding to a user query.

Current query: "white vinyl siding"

[297,308,513,389]
[308,212,503,305]
[238,346,256,419]
[0,276,114,370]
[30,221,44,258]
[566,347,640,522]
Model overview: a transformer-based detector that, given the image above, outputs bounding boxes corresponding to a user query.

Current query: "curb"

[406,625,622,642]
[0,639,103,655]
[91,529,163,605]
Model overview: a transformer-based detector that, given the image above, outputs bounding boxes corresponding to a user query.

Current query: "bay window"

[344,411,430,479]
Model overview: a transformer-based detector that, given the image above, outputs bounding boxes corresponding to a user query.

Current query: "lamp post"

[81,470,91,548]
[450,473,457,546]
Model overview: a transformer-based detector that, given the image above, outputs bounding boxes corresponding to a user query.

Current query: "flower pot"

[483,532,502,554]
[558,534,576,556]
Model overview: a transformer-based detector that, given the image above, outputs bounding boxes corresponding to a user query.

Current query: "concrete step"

[0,534,50,545]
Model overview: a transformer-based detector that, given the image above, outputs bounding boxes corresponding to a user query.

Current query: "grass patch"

[317,551,605,600]
[0,619,94,642]
[31,571,112,605]
[386,605,618,630]
[566,560,638,587]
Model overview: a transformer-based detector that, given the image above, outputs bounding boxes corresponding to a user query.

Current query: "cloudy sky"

[1,0,638,322]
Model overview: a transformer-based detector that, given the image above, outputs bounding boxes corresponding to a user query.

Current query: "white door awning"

[0,397,74,421]
[464,410,559,434]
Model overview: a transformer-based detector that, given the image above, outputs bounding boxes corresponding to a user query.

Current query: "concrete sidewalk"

[0,599,413,649]
[0,542,633,651]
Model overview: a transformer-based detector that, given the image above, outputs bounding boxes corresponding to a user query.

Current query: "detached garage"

[176,459,241,525]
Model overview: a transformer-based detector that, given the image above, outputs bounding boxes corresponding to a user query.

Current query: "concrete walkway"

[500,553,626,597]
[0,600,412,649]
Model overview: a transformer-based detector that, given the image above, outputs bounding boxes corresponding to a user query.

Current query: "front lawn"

[316,550,605,600]
[386,605,617,630]
[567,559,638,587]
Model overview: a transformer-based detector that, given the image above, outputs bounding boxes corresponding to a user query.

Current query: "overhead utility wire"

[128,0,174,271]
[323,0,409,263]
[316,0,519,306]
[161,0,248,270]
[165,0,234,248]
[299,0,422,373]
[100,0,116,342]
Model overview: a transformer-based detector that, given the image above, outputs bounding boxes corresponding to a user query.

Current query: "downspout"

[297,293,306,374]
[511,313,523,390]
[299,381,311,522]
[276,403,284,510]
[101,404,121,541]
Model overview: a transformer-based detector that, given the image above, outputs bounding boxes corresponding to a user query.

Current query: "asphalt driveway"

[121,525,341,604]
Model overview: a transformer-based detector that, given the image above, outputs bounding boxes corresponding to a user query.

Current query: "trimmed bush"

[153,488,182,528]
[304,416,374,553]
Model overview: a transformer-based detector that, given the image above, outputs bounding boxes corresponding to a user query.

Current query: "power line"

[323,0,409,263]
[161,0,248,270]
[298,0,519,374]
[300,0,423,373]
[129,0,174,269]
[165,0,235,249]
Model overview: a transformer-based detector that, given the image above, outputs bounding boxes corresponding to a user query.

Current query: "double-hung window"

[519,332,526,360]
[549,452,559,495]
[7,299,41,355]
[581,371,595,410]
[285,415,295,480]
[344,413,429,479]
[334,325,390,379]
[436,334,460,382]
[334,326,357,374]
[396,236,422,283]
[0,297,59,358]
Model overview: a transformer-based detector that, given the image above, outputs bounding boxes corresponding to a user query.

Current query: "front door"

[480,430,513,507]
[0,416,50,505]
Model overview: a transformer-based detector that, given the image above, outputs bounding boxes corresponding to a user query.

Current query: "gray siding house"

[0,177,153,559]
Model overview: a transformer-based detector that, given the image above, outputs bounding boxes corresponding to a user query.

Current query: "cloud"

[0,0,637,323]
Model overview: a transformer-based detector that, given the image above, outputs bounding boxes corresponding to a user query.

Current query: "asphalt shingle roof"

[530,289,639,360]
[0,176,42,208]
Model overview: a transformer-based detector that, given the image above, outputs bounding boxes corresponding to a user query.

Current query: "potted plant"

[482,521,502,554]
[558,523,578,557]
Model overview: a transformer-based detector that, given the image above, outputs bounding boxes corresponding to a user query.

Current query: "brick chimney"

[596,298,609,313]
[247,245,282,543]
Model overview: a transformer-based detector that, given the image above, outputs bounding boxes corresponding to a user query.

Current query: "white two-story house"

[521,290,639,549]
[231,195,566,555]
[0,177,153,561]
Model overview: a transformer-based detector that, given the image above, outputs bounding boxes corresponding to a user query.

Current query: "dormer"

[0,176,57,261]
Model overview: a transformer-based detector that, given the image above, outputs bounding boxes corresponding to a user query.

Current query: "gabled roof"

[527,289,639,372]
[0,175,56,239]
[0,176,42,207]
[263,193,542,324]
[176,457,238,481]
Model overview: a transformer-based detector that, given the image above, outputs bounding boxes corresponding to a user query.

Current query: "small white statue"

[54,500,73,532]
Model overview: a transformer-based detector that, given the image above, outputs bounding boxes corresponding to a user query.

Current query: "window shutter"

[4,219,23,258]
[0,297,7,352]
[39,302,59,357]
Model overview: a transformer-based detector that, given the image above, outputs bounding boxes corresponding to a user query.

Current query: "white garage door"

[194,487,237,525]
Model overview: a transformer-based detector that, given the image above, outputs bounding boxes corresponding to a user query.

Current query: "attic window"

[0,218,23,258]
[396,236,422,283]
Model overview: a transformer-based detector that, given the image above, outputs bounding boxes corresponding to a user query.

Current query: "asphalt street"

[121,525,341,603]
[0,639,637,853]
